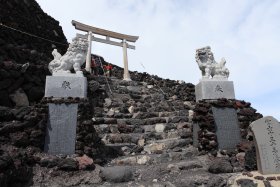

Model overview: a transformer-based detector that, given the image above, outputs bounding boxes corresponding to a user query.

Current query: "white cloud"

[36,0,280,120]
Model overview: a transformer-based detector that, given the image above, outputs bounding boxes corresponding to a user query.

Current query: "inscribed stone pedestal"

[192,123,200,147]
[250,116,280,175]
[44,104,78,155]
[45,75,87,98]
[212,107,241,150]
[195,80,235,102]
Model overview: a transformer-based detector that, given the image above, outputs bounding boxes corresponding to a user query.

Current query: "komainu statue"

[195,46,229,79]
[48,37,88,75]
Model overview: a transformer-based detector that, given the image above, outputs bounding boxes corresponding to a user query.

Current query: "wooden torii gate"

[72,20,139,81]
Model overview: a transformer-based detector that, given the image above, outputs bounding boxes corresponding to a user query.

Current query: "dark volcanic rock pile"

[0,0,68,107]
[0,0,68,65]
[0,103,47,187]
[0,62,49,107]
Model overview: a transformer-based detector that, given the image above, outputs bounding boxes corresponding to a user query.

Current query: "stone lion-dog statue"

[195,46,229,79]
[48,36,88,75]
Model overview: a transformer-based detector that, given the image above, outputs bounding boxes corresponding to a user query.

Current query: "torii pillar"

[122,39,131,81]
[85,31,92,73]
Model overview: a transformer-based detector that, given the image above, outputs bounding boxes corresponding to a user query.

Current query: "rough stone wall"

[0,103,47,186]
[192,99,262,153]
[0,0,68,64]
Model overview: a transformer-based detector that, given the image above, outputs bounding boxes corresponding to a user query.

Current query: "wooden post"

[122,39,131,81]
[85,31,92,73]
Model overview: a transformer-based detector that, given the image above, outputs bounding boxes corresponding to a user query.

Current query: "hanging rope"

[0,22,68,46]
[98,56,113,94]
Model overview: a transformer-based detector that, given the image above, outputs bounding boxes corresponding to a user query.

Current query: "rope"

[0,22,68,46]
[98,56,113,94]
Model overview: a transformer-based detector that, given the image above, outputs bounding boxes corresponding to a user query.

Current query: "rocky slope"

[0,0,68,64]
[0,0,68,107]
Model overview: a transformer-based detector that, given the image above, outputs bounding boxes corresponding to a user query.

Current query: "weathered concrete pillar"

[122,39,131,81]
[85,31,92,73]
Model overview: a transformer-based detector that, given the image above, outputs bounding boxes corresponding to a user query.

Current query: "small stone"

[171,95,177,100]
[128,106,134,114]
[207,176,226,187]
[138,139,145,147]
[153,179,158,182]
[254,176,264,180]
[107,109,115,117]
[58,158,78,171]
[266,176,276,181]
[208,159,233,173]
[137,155,150,165]
[144,143,164,154]
[116,157,137,165]
[236,179,257,187]
[100,166,134,183]
[242,172,253,177]
[236,152,245,166]
[75,154,95,170]
[9,88,29,106]
[155,124,165,133]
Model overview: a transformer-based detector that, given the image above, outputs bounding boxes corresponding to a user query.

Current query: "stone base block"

[44,104,78,155]
[45,75,87,98]
[195,80,235,102]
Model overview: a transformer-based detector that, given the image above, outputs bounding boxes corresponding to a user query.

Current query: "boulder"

[9,88,29,106]
[208,159,233,173]
[100,166,134,183]
[58,158,79,171]
[75,154,95,170]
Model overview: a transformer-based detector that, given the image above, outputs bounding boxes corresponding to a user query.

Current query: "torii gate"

[72,20,139,81]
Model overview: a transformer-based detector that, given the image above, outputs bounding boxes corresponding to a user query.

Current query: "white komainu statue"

[195,46,229,79]
[48,37,88,74]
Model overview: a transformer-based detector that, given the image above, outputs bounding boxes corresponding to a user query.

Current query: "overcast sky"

[36,0,280,120]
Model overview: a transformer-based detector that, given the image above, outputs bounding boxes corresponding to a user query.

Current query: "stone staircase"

[86,77,239,186]
[92,77,195,160]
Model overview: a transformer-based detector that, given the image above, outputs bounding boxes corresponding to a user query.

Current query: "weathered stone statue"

[195,46,229,79]
[48,37,88,75]
[195,46,235,101]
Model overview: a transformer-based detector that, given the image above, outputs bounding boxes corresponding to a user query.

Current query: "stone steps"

[108,146,200,166]
[101,136,192,155]
[94,79,195,160]
[144,138,192,154]
[93,117,189,126]
[94,123,191,131]
[98,130,191,144]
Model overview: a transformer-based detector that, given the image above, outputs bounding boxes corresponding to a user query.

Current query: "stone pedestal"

[45,75,87,98]
[195,79,235,102]
[44,74,87,155]
[44,104,78,155]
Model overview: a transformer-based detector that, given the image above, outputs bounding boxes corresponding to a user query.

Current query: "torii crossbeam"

[72,20,139,81]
